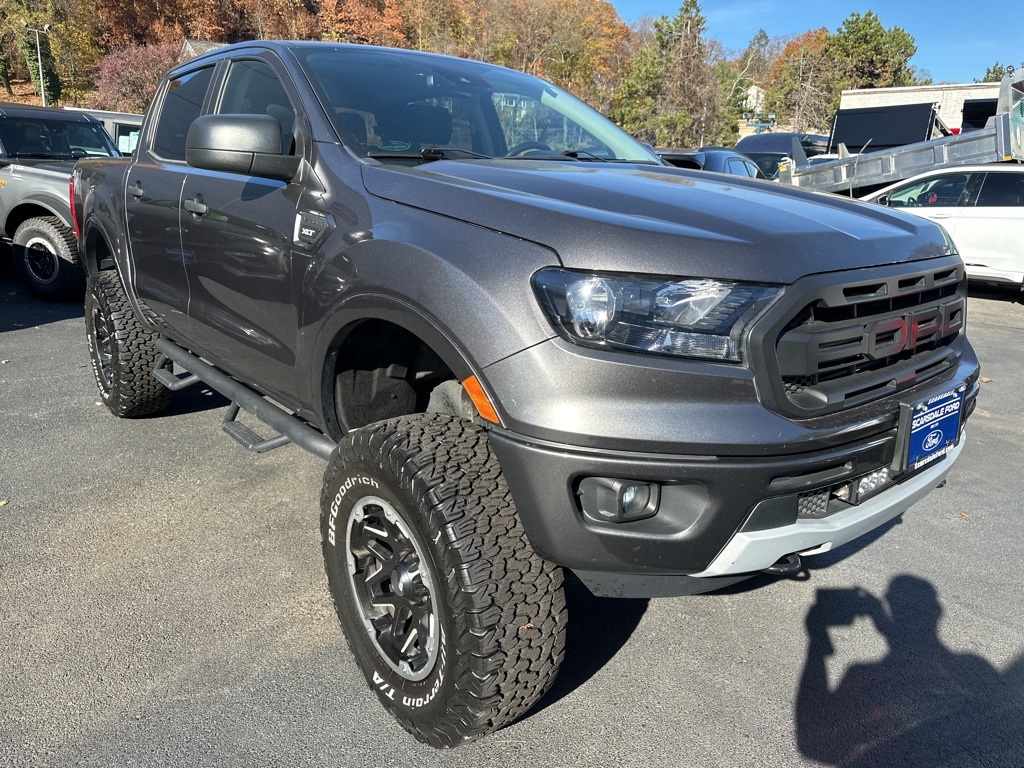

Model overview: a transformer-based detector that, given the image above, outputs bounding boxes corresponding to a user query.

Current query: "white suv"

[863,164,1024,288]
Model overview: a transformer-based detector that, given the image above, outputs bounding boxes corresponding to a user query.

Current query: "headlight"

[532,269,782,362]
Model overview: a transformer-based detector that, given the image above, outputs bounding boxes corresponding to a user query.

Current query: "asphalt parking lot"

[1,261,1022,768]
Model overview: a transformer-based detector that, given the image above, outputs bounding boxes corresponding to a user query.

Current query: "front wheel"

[12,216,85,300]
[321,414,566,747]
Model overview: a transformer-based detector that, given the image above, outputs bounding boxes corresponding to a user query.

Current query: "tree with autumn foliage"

[765,12,926,133]
[90,43,179,113]
[0,0,937,150]
[765,28,840,132]
[320,0,407,47]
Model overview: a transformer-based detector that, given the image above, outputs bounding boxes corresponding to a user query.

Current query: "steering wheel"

[505,140,552,157]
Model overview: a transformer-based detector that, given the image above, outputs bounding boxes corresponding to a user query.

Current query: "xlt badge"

[294,211,331,248]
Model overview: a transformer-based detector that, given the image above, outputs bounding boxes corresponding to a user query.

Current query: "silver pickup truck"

[0,103,120,299]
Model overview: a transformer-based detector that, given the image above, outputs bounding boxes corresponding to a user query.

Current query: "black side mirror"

[186,114,300,181]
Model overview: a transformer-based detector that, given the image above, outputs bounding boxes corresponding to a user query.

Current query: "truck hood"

[362,160,950,284]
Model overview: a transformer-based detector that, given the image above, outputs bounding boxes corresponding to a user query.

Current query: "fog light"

[622,483,651,517]
[857,467,891,498]
[579,477,660,523]
[832,484,852,503]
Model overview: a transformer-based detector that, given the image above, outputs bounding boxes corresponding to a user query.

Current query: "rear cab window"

[151,67,215,162]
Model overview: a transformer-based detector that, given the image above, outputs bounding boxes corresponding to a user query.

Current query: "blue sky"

[609,1,1017,85]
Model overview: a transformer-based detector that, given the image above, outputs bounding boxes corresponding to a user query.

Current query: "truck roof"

[0,102,102,124]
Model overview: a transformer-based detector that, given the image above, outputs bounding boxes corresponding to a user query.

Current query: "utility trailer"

[780,69,1024,196]
[827,102,950,154]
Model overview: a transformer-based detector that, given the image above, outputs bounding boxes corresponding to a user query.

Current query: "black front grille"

[749,258,968,418]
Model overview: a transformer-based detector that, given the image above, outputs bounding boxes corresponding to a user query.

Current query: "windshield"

[0,116,119,159]
[293,45,660,164]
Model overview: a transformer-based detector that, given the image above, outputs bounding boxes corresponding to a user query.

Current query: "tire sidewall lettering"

[326,474,379,547]
[322,461,455,715]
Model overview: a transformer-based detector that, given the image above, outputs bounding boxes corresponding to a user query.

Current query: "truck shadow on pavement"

[162,384,232,417]
[795,575,1024,767]
[0,257,84,332]
[529,582,649,716]
[967,280,1024,304]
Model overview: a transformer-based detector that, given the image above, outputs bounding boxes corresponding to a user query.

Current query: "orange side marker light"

[462,375,500,424]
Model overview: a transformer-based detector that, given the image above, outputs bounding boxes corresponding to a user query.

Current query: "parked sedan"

[658,147,766,179]
[862,164,1024,288]
[735,132,828,180]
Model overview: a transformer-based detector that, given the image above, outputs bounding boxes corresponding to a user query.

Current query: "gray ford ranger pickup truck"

[0,103,119,299]
[72,41,980,747]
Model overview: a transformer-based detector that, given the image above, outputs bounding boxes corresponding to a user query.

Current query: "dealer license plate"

[904,387,965,471]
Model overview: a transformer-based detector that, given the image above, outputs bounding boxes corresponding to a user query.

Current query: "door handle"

[926,212,951,219]
[183,197,208,216]
[129,182,144,198]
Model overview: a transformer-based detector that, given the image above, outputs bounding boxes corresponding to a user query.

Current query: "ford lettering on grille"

[862,299,963,361]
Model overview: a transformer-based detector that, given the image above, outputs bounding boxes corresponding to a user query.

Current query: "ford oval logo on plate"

[923,429,944,451]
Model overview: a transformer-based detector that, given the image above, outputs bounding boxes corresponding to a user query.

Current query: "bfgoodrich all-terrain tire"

[320,414,566,747]
[85,271,171,418]
[12,216,85,301]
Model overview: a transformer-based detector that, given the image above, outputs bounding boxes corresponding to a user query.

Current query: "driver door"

[883,172,973,236]
[178,56,303,397]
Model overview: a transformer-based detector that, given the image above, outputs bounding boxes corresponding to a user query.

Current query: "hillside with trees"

[0,0,999,145]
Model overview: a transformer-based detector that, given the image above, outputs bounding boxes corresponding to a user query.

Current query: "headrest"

[374,104,453,148]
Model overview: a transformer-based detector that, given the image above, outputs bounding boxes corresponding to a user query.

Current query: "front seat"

[373,104,453,149]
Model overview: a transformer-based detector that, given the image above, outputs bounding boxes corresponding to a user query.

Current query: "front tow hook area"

[763,553,803,577]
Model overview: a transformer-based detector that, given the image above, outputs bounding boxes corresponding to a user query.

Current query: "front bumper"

[690,438,963,577]
[488,373,978,597]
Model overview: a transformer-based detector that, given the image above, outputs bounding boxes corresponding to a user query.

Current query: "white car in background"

[862,164,1024,288]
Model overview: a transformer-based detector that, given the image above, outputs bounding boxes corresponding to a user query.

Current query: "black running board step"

[154,338,337,461]
[152,354,201,391]
[222,402,292,453]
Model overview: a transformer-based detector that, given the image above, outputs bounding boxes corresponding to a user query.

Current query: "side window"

[974,173,1024,207]
[726,157,756,177]
[218,59,296,155]
[114,124,139,154]
[152,67,214,161]
[887,174,969,208]
[743,160,761,178]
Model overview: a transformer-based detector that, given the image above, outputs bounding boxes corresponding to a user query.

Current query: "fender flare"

[310,294,479,438]
[81,215,129,278]
[3,192,72,236]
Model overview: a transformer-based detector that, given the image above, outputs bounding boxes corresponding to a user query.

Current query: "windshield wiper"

[366,147,492,162]
[561,149,609,162]
[9,152,65,160]
[420,147,491,160]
